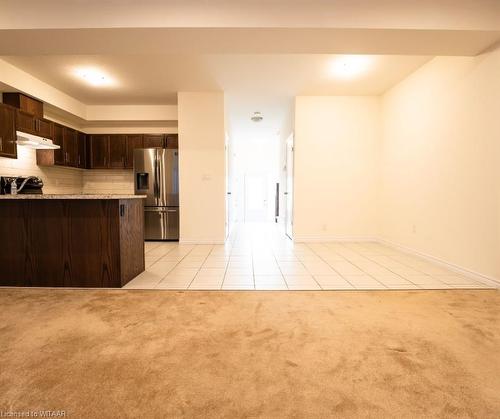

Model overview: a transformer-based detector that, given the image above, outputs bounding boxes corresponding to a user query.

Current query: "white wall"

[294,96,380,240]
[380,47,500,281]
[178,92,226,243]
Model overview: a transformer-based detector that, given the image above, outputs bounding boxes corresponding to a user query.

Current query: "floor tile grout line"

[155,244,200,288]
[271,244,290,290]
[303,243,355,289]
[187,245,218,290]
[146,242,185,270]
[336,243,389,289]
[383,251,485,286]
[353,247,447,289]
[220,229,238,290]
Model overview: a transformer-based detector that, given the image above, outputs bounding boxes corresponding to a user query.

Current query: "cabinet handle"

[0,137,3,151]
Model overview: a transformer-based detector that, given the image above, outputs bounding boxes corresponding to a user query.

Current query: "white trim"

[179,239,226,245]
[379,238,500,287]
[293,236,378,243]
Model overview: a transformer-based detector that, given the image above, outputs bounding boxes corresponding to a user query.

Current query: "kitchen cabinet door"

[16,110,36,134]
[36,118,53,139]
[125,134,143,168]
[90,135,109,169]
[53,123,65,165]
[165,134,178,149]
[143,134,164,148]
[77,132,87,168]
[0,104,17,159]
[109,134,127,168]
[63,127,78,167]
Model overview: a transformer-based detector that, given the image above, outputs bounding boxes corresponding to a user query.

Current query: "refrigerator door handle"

[153,152,159,201]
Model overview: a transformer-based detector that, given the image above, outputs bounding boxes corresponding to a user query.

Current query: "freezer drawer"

[144,207,179,241]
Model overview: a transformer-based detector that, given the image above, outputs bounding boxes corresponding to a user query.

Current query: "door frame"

[285,134,294,239]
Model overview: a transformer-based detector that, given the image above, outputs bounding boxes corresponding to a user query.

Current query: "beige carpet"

[0,289,499,418]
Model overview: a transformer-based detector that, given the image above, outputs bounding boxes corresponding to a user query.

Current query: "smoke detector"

[251,111,263,122]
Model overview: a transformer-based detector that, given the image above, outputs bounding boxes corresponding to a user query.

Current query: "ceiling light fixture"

[74,67,116,87]
[251,111,263,122]
[329,55,373,79]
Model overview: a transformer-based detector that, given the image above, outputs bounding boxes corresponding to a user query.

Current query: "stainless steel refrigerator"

[134,148,179,240]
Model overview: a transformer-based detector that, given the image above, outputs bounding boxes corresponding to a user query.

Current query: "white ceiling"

[1,0,499,30]
[2,54,432,143]
[2,54,431,105]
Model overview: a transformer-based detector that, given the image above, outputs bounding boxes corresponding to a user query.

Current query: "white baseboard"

[378,238,500,287]
[293,236,378,243]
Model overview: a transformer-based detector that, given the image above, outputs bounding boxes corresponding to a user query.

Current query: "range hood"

[16,131,60,150]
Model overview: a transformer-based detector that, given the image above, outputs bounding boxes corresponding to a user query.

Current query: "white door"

[244,174,268,222]
[285,137,294,238]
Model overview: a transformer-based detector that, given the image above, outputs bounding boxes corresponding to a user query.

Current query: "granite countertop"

[0,194,147,200]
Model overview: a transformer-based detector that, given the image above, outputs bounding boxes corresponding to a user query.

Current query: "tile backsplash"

[0,147,134,194]
[82,170,134,195]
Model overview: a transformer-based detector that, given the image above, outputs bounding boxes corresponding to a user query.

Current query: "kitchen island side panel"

[0,198,144,287]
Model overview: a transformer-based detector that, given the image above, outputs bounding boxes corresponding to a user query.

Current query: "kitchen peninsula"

[0,194,145,288]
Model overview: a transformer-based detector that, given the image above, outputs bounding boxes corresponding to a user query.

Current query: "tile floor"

[124,223,497,291]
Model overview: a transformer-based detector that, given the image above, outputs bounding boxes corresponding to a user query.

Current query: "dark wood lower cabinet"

[0,198,145,288]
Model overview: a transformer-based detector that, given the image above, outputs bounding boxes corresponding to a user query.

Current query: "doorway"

[244,173,269,222]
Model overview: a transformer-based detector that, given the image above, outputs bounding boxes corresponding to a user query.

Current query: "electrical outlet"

[322,224,327,231]
[412,224,416,234]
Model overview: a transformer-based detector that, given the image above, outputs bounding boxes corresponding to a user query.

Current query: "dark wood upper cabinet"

[15,110,53,140]
[77,132,87,169]
[52,124,65,165]
[37,118,53,139]
[126,134,143,168]
[63,127,78,167]
[15,109,36,134]
[0,103,17,159]
[3,93,43,118]
[109,134,127,168]
[89,134,110,169]
[166,134,178,149]
[143,134,164,148]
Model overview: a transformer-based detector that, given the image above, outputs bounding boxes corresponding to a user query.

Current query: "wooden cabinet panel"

[52,124,65,165]
[0,199,145,288]
[90,134,109,168]
[166,134,178,149]
[77,132,87,168]
[109,134,127,168]
[63,127,78,167]
[16,110,36,134]
[36,118,53,139]
[143,134,164,148]
[3,92,43,118]
[0,104,17,159]
[126,134,143,168]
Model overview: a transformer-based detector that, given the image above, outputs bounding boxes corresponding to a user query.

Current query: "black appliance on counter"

[0,176,44,194]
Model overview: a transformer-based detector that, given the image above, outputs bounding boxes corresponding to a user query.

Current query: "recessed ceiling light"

[329,55,373,79]
[74,67,116,87]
